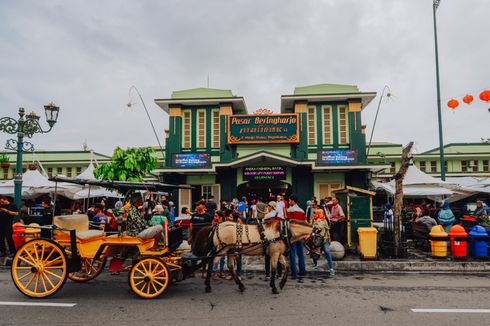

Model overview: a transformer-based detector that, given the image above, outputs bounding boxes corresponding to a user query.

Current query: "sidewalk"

[239,255,490,274]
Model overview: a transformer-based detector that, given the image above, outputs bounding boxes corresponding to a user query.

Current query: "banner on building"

[228,114,299,144]
[173,153,211,168]
[243,166,286,181]
[317,150,358,165]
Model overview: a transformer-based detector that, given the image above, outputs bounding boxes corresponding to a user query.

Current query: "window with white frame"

[307,106,316,145]
[182,110,191,148]
[338,105,349,144]
[323,106,332,145]
[212,110,220,148]
[197,111,206,148]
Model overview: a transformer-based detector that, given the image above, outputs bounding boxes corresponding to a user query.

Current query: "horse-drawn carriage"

[11,177,324,298]
[10,177,195,299]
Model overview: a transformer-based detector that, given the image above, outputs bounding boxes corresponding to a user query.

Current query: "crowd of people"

[384,199,490,233]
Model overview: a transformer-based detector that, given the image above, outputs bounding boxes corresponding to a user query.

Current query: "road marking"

[412,309,490,313]
[0,301,76,307]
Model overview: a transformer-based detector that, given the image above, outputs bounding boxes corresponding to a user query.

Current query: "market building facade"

[154,84,389,209]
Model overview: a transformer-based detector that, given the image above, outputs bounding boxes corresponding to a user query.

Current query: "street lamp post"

[0,103,60,209]
[433,0,446,180]
[367,85,391,157]
[127,86,165,161]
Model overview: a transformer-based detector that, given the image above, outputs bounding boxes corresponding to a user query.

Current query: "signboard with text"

[228,114,299,144]
[173,153,211,169]
[317,150,358,165]
[243,166,286,181]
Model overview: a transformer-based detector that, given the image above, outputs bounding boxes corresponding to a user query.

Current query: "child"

[311,208,335,276]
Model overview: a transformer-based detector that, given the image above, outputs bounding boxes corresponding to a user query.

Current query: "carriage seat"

[53,214,105,240]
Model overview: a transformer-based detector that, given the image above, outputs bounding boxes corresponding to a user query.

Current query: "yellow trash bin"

[429,225,448,257]
[357,227,378,259]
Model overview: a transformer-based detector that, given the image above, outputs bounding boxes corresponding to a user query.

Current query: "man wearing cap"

[287,195,307,279]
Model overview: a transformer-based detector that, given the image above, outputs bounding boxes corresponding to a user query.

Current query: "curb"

[3,259,489,274]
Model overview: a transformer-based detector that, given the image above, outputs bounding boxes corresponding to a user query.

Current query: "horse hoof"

[279,281,286,289]
[205,286,212,293]
[239,284,246,292]
[272,288,279,294]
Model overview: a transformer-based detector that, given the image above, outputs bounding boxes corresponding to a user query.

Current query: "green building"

[0,151,111,180]
[154,83,388,209]
[367,142,490,179]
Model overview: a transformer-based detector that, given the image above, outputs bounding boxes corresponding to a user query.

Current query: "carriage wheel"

[11,239,68,298]
[129,257,170,299]
[68,257,106,283]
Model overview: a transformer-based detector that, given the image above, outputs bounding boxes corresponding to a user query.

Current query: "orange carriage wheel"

[11,239,68,298]
[129,257,170,299]
[68,257,107,283]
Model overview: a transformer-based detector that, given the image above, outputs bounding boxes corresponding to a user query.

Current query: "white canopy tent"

[58,163,121,200]
[371,165,454,198]
[371,166,490,201]
[0,169,56,197]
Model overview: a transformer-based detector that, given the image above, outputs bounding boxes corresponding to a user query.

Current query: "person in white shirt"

[275,195,286,219]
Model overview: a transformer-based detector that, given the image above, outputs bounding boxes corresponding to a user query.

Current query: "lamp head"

[44,102,60,127]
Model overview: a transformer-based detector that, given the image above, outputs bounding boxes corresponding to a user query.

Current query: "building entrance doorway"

[237,180,291,201]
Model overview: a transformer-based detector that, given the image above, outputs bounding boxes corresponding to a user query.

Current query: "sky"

[0,0,489,157]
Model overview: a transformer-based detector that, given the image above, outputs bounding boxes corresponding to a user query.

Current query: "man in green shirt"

[161,201,173,226]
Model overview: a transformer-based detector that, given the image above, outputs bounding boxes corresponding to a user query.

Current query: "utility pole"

[433,0,446,180]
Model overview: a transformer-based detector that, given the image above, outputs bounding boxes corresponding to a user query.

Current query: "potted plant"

[28,162,38,171]
[0,154,10,169]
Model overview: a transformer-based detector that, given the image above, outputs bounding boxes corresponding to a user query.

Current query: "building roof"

[0,150,111,163]
[171,87,235,99]
[280,83,376,113]
[155,87,247,114]
[293,83,360,95]
[423,142,490,154]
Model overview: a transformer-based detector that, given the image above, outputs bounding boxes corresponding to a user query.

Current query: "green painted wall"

[235,145,291,158]
[186,175,216,185]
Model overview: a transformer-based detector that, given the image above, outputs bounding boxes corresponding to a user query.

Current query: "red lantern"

[480,90,490,102]
[463,94,474,104]
[447,99,459,109]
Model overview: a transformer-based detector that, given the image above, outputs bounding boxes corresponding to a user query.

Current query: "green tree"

[94,147,157,181]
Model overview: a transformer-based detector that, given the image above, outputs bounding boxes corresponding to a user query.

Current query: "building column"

[293,101,308,160]
[166,105,182,167]
[348,101,366,163]
[219,103,234,162]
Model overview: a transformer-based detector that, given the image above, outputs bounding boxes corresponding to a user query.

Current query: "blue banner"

[317,150,357,165]
[173,153,211,168]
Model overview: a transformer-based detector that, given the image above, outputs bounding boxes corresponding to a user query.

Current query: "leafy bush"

[0,153,10,163]
[94,147,157,181]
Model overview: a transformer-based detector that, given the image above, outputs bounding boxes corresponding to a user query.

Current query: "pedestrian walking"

[287,194,307,279]
[311,208,335,276]
[0,195,18,257]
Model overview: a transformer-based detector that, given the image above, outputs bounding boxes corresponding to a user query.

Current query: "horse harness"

[212,220,293,255]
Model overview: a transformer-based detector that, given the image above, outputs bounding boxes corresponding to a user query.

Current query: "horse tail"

[191,225,215,257]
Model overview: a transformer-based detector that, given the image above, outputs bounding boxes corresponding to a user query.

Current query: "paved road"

[0,269,489,326]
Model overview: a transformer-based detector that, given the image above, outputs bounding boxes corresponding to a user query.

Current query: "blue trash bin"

[468,225,488,258]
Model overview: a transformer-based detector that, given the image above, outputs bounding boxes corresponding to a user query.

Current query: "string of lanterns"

[447,89,490,109]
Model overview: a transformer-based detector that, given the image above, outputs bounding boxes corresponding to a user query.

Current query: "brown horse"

[191,219,316,294]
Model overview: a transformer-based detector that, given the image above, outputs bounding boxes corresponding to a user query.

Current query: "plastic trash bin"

[448,225,468,258]
[468,225,488,258]
[429,225,448,258]
[357,227,378,259]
